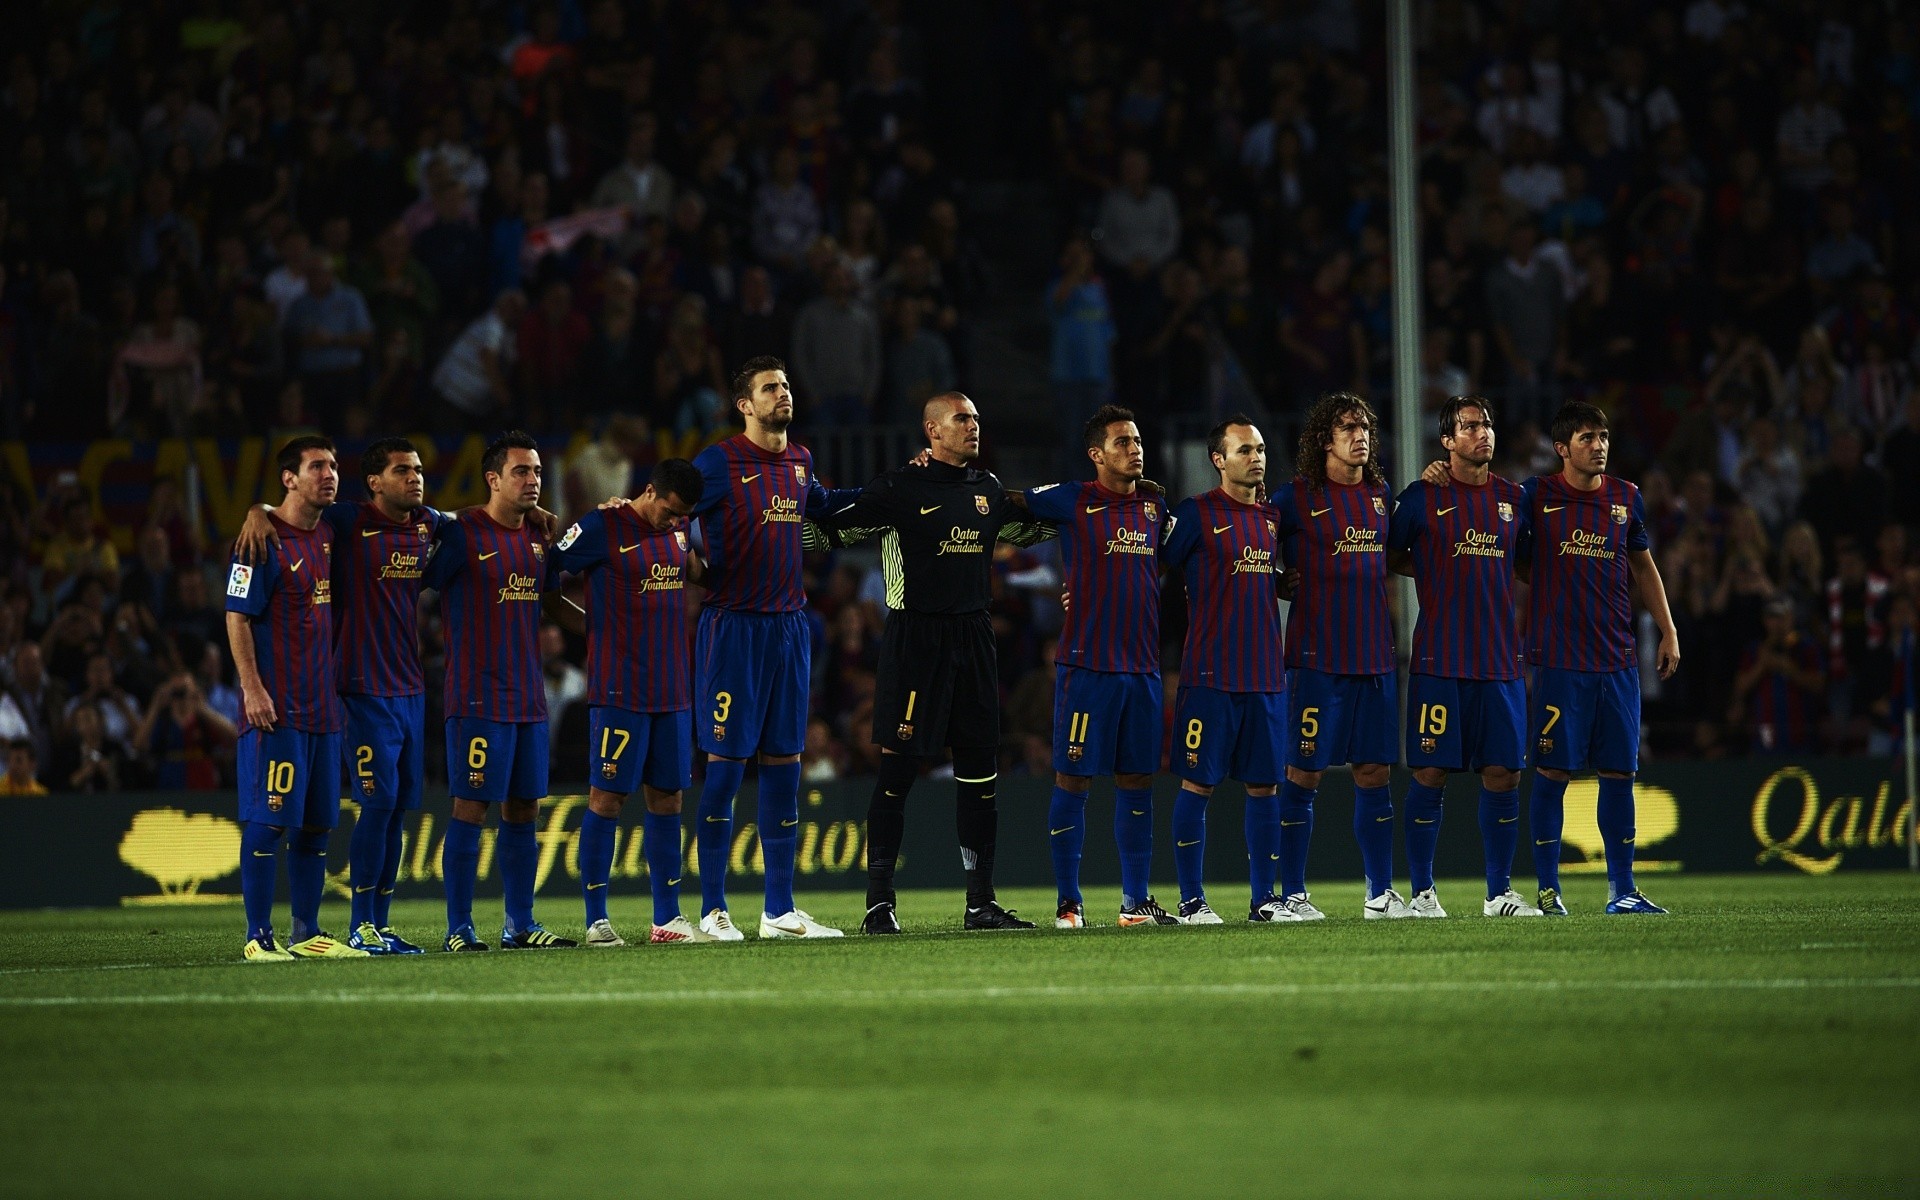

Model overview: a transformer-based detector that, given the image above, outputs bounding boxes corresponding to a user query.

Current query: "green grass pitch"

[3,873,1917,1198]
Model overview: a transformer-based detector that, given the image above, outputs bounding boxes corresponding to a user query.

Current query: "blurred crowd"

[3,0,1920,792]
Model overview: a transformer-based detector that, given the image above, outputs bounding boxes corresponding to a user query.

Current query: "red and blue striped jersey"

[691,434,859,614]
[1388,476,1527,681]
[322,501,442,697]
[1270,477,1395,676]
[1162,489,1286,693]
[1023,480,1164,675]
[422,510,558,722]
[1521,473,1650,672]
[554,507,692,712]
[223,516,341,734]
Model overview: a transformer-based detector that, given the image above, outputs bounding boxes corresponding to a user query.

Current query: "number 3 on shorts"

[713,691,732,723]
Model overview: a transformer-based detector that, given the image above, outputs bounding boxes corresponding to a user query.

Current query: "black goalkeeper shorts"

[871,609,1000,754]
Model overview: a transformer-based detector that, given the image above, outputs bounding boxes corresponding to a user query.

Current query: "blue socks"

[1277,779,1315,897]
[287,828,328,942]
[1172,788,1208,904]
[348,807,388,929]
[578,809,617,925]
[375,808,404,928]
[645,810,684,925]
[1479,786,1521,900]
[241,821,282,941]
[1405,781,1445,895]
[1531,773,1568,893]
[1245,789,1280,902]
[758,759,802,916]
[1048,785,1087,903]
[442,816,482,935]
[1596,775,1638,898]
[1353,785,1395,899]
[697,759,745,915]
[498,817,536,935]
[1114,786,1153,908]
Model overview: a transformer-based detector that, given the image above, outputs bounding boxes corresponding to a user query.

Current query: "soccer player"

[1387,398,1542,918]
[808,393,1053,933]
[1161,416,1288,924]
[1505,402,1679,913]
[1267,393,1403,921]
[1023,404,1178,928]
[551,459,707,946]
[225,435,368,960]
[421,431,578,950]
[688,356,862,940]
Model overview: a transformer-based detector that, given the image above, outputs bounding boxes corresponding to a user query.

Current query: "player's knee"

[1482,766,1520,792]
[1180,781,1214,799]
[1286,766,1323,790]
[1245,784,1276,798]
[707,753,746,765]
[451,798,488,825]
[644,788,682,815]
[952,746,996,784]
[1597,770,1634,780]
[588,789,625,818]
[1352,763,1390,789]
[758,752,801,766]
[1537,767,1572,783]
[1054,772,1091,794]
[1114,772,1152,790]
[1413,767,1448,789]
[501,798,537,824]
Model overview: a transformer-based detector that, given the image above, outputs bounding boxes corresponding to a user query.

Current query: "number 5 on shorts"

[1300,707,1319,739]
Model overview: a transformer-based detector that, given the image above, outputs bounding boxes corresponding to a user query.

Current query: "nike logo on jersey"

[740,473,762,484]
[1085,505,1107,513]
[1176,839,1200,847]
[362,529,383,537]
[477,551,499,561]
[1211,524,1233,534]
[1543,505,1566,513]
[618,544,640,553]
[1435,506,1457,516]
[1309,507,1332,517]
[919,505,940,514]
[288,559,304,572]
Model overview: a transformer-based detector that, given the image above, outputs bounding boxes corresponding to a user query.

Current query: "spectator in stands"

[413,178,490,324]
[1883,392,1920,533]
[56,703,123,793]
[1,641,65,774]
[720,264,793,368]
[1095,147,1181,316]
[133,671,234,790]
[590,112,675,232]
[652,294,728,436]
[1730,596,1826,755]
[285,255,373,429]
[884,296,955,418]
[1801,428,1889,556]
[0,738,46,795]
[540,623,585,738]
[801,716,845,783]
[790,257,880,427]
[1485,220,1566,428]
[1046,235,1115,471]
[516,277,590,429]
[752,144,821,277]
[39,497,118,598]
[431,288,525,431]
[65,652,138,760]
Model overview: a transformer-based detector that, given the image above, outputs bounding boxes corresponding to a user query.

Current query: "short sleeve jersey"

[1022,480,1164,675]
[1387,475,1527,680]
[1161,489,1286,692]
[323,501,443,697]
[422,509,559,722]
[691,434,857,613]
[224,515,341,734]
[1270,477,1395,676]
[554,507,692,712]
[1521,473,1651,672]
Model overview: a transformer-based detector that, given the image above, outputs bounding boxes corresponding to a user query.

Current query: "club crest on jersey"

[675,530,689,551]
[361,777,376,796]
[1537,737,1554,756]
[531,542,544,559]
[417,523,430,542]
[1066,744,1083,763]
[712,724,726,743]
[1144,501,1157,521]
[1498,501,1514,523]
[897,722,914,741]
[601,760,618,780]
[1372,496,1386,516]
[1298,739,1316,758]
[1611,503,1629,525]
[1266,519,1277,538]
[1421,736,1438,754]
[794,464,807,485]
[266,794,283,812]
[1186,751,1199,768]
[975,494,991,515]
[469,770,485,789]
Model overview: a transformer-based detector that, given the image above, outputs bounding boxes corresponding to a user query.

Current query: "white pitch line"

[2,976,1916,1007]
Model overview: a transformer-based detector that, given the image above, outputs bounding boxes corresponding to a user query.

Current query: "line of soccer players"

[223,359,1678,961]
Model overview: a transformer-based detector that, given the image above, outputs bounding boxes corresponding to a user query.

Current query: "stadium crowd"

[2,0,1919,791]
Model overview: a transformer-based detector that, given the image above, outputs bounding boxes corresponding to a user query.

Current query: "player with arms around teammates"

[226,436,367,960]
[686,356,862,940]
[1266,393,1406,921]
[1161,416,1293,923]
[1387,398,1541,918]
[421,431,577,950]
[550,459,709,946]
[1023,405,1180,928]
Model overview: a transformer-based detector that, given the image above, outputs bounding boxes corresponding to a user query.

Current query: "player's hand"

[1278,568,1301,600]
[234,506,280,563]
[1254,482,1268,505]
[1137,478,1164,497]
[1006,490,1029,509]
[1420,460,1451,487]
[1657,630,1681,680]
[906,449,933,468]
[598,494,628,511]
[241,684,278,731]
[1060,589,1071,613]
[527,505,561,540]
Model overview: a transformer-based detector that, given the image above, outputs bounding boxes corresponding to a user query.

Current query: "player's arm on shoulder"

[419,519,466,591]
[233,504,281,563]
[803,519,879,550]
[541,589,586,636]
[1020,481,1075,521]
[320,501,359,538]
[690,446,731,518]
[1159,500,1199,568]
[223,545,276,617]
[553,510,606,572]
[997,519,1058,547]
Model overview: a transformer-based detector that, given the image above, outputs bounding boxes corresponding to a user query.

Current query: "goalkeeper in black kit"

[808,392,1057,933]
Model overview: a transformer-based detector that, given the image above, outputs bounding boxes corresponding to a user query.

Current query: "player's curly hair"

[1294,391,1385,491]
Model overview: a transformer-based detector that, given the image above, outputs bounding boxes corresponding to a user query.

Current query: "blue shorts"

[695,608,810,758]
[342,693,425,810]
[1053,664,1162,777]
[590,705,694,794]
[1532,666,1641,774]
[1286,669,1397,771]
[1173,686,1286,787]
[1405,675,1528,772]
[239,727,342,828]
[447,718,550,802]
